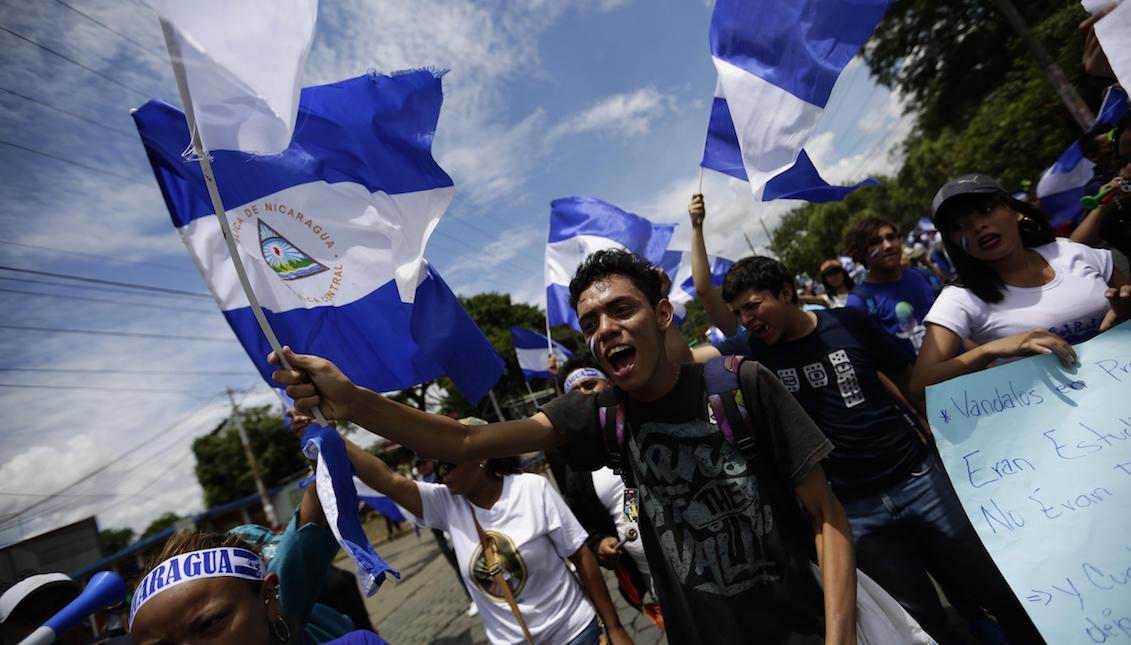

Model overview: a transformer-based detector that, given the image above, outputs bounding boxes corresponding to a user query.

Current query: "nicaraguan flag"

[133,70,505,404]
[702,0,890,201]
[545,197,675,331]
[353,476,410,524]
[657,250,734,322]
[301,425,398,594]
[1036,85,1129,227]
[510,327,574,381]
[148,0,318,155]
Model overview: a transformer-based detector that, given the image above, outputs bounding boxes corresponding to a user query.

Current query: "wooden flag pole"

[161,19,329,427]
[698,167,704,194]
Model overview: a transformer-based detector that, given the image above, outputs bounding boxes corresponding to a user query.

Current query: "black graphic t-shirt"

[542,362,833,644]
[715,307,927,498]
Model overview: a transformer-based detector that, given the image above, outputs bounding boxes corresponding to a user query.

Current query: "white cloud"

[549,87,680,139]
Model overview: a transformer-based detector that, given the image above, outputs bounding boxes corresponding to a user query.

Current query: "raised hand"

[688,192,705,228]
[268,347,360,422]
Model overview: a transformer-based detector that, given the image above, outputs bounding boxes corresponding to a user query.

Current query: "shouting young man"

[272,249,858,644]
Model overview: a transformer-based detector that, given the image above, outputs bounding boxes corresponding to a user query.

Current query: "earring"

[1019,214,1041,234]
[271,615,291,642]
[479,462,486,469]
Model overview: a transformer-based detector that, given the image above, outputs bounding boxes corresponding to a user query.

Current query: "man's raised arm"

[270,347,562,461]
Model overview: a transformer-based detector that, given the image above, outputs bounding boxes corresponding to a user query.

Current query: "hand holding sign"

[926,321,1131,643]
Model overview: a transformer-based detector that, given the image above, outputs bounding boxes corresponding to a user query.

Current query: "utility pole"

[227,388,280,529]
[743,232,757,255]
[991,0,1094,131]
[487,389,507,422]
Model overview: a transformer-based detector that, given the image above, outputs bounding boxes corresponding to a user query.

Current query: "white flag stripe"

[516,345,568,374]
[545,234,629,287]
[178,181,454,311]
[1095,3,1131,91]
[712,56,823,197]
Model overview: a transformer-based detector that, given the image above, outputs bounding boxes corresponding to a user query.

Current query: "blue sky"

[0,0,912,544]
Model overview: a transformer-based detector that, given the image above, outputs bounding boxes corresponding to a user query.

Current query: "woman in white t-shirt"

[340,417,632,645]
[912,174,1131,397]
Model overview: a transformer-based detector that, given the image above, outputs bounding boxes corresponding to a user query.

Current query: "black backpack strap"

[703,355,758,460]
[598,387,635,488]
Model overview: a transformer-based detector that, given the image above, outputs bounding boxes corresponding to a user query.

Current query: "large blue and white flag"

[1036,85,1129,227]
[545,197,675,331]
[133,71,505,404]
[657,250,734,322]
[510,327,574,381]
[702,0,890,201]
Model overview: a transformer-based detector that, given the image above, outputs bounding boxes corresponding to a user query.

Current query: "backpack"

[597,355,759,489]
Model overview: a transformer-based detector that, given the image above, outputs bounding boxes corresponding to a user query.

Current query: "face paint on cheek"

[869,247,882,259]
[959,236,969,253]
[588,334,597,357]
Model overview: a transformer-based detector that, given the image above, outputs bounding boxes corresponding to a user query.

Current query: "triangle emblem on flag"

[258,219,330,281]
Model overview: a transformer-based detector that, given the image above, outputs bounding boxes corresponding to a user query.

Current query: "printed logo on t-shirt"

[828,350,865,408]
[802,362,829,388]
[630,419,778,597]
[469,530,528,601]
[894,301,926,351]
[1049,317,1102,345]
[776,368,800,393]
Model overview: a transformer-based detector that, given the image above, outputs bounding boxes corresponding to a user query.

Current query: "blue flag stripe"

[709,0,891,108]
[547,197,675,254]
[133,72,454,229]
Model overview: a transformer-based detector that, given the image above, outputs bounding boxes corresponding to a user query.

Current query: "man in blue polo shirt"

[688,256,1042,645]
[841,217,939,355]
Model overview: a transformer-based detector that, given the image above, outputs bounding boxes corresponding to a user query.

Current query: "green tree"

[140,512,182,539]
[864,0,1103,137]
[434,292,581,418]
[192,405,309,508]
[98,527,134,555]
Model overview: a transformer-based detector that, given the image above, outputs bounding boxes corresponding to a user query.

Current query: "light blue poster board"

[925,321,1131,643]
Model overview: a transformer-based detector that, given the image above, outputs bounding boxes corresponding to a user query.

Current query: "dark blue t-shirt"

[715,308,926,498]
[845,268,938,355]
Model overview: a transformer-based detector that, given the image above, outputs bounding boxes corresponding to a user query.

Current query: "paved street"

[347,529,666,645]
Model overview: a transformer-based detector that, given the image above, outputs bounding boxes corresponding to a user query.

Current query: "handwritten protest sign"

[925,321,1131,643]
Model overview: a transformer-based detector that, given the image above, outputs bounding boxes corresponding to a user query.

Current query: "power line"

[0,23,150,98]
[0,138,144,184]
[0,86,138,139]
[0,286,216,314]
[0,383,219,394]
[0,323,233,343]
[51,0,165,59]
[0,266,211,299]
[0,389,242,528]
[0,367,250,376]
[0,239,189,272]
[0,276,199,301]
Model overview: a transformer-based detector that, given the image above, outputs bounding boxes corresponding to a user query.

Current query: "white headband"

[564,367,607,393]
[129,547,266,627]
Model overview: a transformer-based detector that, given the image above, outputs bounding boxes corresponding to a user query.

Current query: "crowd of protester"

[9,15,1131,645]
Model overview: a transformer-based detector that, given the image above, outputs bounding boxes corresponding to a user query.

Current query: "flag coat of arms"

[133,70,505,404]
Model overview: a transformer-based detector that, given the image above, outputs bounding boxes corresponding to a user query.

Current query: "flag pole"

[698,167,704,194]
[160,19,329,427]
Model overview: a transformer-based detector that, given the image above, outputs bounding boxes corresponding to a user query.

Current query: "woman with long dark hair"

[911,174,1131,397]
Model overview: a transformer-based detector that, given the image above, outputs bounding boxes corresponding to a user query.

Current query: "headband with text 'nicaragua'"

[129,547,265,627]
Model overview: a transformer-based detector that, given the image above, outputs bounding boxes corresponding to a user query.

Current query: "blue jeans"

[564,617,602,645]
[841,453,1044,645]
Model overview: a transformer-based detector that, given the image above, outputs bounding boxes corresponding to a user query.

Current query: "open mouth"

[977,233,1001,250]
[747,321,771,339]
[605,343,637,377]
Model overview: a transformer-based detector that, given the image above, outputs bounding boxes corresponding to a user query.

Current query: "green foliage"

[192,405,309,508]
[863,0,1099,137]
[98,527,134,555]
[140,512,182,539]
[433,292,582,418]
